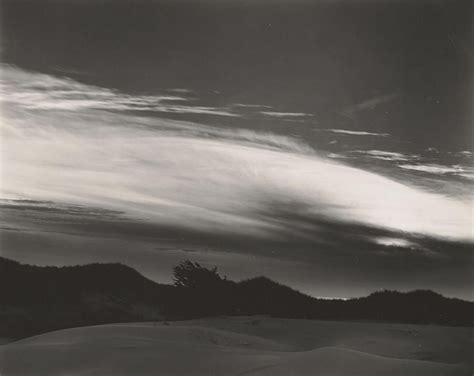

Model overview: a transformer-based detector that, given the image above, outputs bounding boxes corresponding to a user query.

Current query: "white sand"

[0,318,470,375]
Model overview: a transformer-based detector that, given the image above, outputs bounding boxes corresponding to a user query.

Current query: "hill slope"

[1,257,472,339]
[0,257,172,338]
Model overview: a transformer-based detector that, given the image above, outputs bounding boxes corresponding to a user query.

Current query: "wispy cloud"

[0,65,239,117]
[373,237,417,248]
[261,111,314,118]
[350,150,418,162]
[1,66,319,120]
[166,88,194,94]
[326,129,390,137]
[326,153,347,159]
[398,164,474,179]
[231,103,273,109]
[341,92,399,119]
[371,236,443,258]
[449,150,473,158]
[1,66,472,242]
[0,199,125,222]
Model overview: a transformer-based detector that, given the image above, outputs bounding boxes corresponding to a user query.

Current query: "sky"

[0,0,472,299]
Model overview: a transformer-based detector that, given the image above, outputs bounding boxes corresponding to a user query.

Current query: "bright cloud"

[0,65,238,117]
[398,163,474,179]
[261,111,314,118]
[373,237,417,248]
[231,103,273,109]
[326,129,390,137]
[1,67,473,242]
[351,150,416,162]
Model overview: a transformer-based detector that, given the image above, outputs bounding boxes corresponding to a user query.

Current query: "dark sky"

[2,0,472,149]
[1,0,472,299]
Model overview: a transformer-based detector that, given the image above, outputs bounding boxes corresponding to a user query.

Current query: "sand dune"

[238,347,467,376]
[175,316,473,364]
[0,318,471,375]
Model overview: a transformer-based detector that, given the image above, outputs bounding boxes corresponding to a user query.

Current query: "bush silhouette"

[173,260,226,289]
[169,260,235,318]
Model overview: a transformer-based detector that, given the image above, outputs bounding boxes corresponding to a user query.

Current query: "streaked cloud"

[373,237,417,248]
[0,199,126,223]
[0,65,239,117]
[450,150,472,158]
[231,103,273,109]
[0,65,317,120]
[456,172,474,180]
[349,150,418,162]
[261,111,315,118]
[327,153,347,159]
[341,92,399,119]
[372,236,444,258]
[326,129,390,137]
[166,88,194,94]
[398,163,474,179]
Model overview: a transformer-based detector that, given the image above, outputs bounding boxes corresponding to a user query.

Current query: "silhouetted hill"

[342,289,474,325]
[1,257,472,339]
[233,276,316,316]
[0,257,173,338]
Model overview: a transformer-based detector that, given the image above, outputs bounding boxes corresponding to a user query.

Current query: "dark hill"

[343,289,473,325]
[233,276,316,316]
[1,257,472,339]
[0,257,173,338]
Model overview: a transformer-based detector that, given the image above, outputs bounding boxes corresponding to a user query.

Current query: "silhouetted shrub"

[169,260,235,318]
[173,260,226,289]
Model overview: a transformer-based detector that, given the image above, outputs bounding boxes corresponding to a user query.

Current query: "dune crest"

[1,320,470,376]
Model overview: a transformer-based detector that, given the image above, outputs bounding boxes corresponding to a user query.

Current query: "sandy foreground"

[0,317,471,375]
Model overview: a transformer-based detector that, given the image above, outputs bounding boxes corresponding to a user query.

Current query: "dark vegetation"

[1,257,472,339]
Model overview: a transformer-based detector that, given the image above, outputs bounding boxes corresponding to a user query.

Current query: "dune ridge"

[1,319,470,376]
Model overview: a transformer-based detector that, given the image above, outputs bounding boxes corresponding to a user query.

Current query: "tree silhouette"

[172,260,226,289]
[170,260,234,317]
